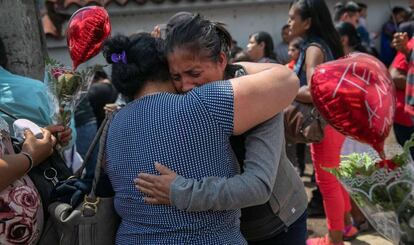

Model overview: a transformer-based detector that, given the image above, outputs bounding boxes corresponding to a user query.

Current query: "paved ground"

[303,130,400,245]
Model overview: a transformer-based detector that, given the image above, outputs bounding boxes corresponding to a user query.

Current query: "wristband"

[21,152,34,174]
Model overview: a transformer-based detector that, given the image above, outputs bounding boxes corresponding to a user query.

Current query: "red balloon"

[311,53,396,157]
[67,6,111,70]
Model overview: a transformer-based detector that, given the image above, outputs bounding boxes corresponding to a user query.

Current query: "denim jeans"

[249,211,308,245]
[76,121,98,179]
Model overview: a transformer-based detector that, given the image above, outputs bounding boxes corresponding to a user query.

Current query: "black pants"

[248,211,308,245]
[393,123,414,158]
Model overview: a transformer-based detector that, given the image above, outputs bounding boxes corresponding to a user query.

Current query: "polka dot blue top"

[106,80,246,244]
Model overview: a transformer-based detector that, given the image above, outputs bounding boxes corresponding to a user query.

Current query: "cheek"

[199,70,222,84]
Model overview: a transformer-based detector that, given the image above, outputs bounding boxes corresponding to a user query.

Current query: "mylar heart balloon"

[67,6,111,70]
[311,53,396,157]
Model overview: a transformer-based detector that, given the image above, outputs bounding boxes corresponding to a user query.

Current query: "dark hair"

[94,70,108,80]
[392,6,407,16]
[289,37,304,50]
[92,69,108,83]
[166,12,193,34]
[102,33,170,100]
[357,3,367,9]
[165,14,232,62]
[250,31,277,60]
[291,0,344,59]
[232,51,252,62]
[0,37,7,68]
[334,1,360,22]
[336,22,366,53]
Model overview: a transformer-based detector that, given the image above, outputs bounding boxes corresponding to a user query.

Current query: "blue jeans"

[249,211,308,245]
[76,121,98,179]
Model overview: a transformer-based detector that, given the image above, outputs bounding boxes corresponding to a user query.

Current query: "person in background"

[336,21,373,234]
[390,32,414,158]
[232,50,252,63]
[356,3,379,57]
[286,37,304,70]
[0,36,66,245]
[74,94,97,178]
[288,0,359,244]
[380,6,409,66]
[285,37,307,177]
[333,1,360,27]
[246,31,278,63]
[336,22,367,54]
[399,0,414,38]
[0,122,56,244]
[230,39,244,62]
[88,68,118,128]
[275,25,292,64]
[0,37,74,168]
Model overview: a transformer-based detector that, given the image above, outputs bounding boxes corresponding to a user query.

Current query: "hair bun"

[103,35,130,64]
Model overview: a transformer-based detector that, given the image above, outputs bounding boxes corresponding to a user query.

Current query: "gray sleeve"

[170,113,284,211]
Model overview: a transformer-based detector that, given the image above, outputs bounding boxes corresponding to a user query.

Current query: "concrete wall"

[47,0,409,69]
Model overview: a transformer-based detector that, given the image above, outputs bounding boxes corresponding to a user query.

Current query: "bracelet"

[21,152,34,174]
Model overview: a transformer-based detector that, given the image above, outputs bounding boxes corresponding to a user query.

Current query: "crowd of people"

[1,0,414,244]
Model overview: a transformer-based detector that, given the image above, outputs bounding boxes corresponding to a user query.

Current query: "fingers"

[51,135,57,148]
[41,128,51,140]
[135,180,170,205]
[45,125,65,134]
[23,129,34,139]
[56,127,72,146]
[136,184,156,197]
[134,177,156,189]
[154,162,175,175]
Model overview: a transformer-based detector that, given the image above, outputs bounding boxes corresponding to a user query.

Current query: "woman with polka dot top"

[103,32,298,244]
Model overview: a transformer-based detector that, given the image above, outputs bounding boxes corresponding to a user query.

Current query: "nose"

[181,78,196,93]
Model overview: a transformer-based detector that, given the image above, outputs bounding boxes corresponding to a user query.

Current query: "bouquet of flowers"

[326,136,414,244]
[45,59,94,126]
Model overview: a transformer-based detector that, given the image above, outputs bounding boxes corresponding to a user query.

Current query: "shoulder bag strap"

[88,110,117,198]
[73,114,111,177]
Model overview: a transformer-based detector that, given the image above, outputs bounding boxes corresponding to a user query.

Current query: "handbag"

[284,38,334,144]
[283,101,327,143]
[39,112,120,245]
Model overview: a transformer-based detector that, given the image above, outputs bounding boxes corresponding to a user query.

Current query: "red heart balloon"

[311,53,396,157]
[67,6,111,70]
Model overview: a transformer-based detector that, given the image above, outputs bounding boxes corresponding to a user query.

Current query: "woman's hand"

[134,162,178,205]
[22,129,56,166]
[392,32,409,56]
[104,103,120,114]
[45,125,72,146]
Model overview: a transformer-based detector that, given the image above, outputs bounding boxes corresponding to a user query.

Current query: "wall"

[47,0,409,69]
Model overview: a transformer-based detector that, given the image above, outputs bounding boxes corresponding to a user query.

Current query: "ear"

[259,41,265,49]
[217,51,228,72]
[304,18,312,31]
